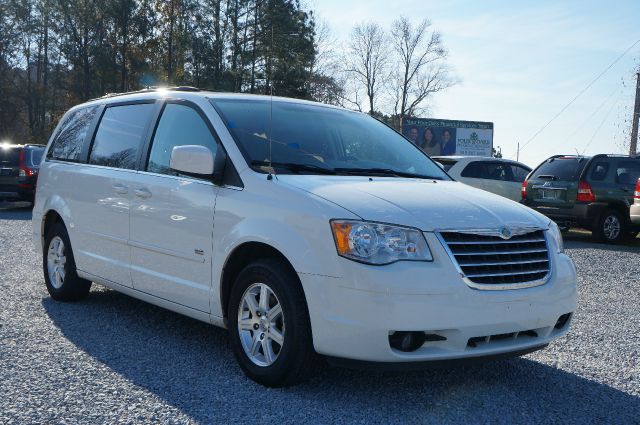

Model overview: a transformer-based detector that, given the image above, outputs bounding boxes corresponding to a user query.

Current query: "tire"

[43,222,92,301]
[228,258,318,387]
[593,209,626,244]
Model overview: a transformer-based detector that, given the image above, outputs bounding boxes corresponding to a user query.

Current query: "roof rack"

[92,86,203,101]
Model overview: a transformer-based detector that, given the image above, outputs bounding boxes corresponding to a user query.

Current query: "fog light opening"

[389,331,427,352]
[555,313,572,330]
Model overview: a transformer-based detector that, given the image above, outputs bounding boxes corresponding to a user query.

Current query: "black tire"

[593,209,626,244]
[228,258,318,387]
[43,222,92,301]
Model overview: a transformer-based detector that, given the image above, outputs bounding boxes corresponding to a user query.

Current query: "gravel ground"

[1,200,639,424]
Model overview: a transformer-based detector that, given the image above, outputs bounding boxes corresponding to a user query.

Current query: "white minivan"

[33,88,577,386]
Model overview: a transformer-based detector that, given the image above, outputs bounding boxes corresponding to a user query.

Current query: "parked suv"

[522,154,640,243]
[630,178,640,227]
[433,156,531,202]
[0,144,45,202]
[33,88,577,386]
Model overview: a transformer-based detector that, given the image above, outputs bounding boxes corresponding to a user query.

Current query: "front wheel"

[43,222,92,301]
[228,258,318,387]
[593,209,625,244]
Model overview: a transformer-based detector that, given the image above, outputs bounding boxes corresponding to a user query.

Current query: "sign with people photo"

[402,118,494,157]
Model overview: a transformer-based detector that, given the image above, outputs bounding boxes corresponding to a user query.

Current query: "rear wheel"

[43,222,92,301]
[228,258,318,387]
[593,209,625,244]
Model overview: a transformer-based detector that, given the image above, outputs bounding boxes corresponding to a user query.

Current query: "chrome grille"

[439,229,550,289]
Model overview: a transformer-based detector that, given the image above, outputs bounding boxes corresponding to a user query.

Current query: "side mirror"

[170,145,214,176]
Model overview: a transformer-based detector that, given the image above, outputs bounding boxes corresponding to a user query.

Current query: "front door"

[129,101,221,312]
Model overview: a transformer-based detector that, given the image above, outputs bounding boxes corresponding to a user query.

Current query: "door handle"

[134,188,152,199]
[112,183,128,195]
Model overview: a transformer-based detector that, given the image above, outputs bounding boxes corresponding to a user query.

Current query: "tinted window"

[147,103,217,176]
[0,147,21,166]
[435,159,457,171]
[28,147,44,166]
[511,165,530,182]
[89,103,155,169]
[616,161,640,185]
[588,162,610,182]
[48,106,98,161]
[531,157,588,181]
[460,162,486,178]
[211,98,449,180]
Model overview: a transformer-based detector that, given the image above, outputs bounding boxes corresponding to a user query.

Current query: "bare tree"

[345,22,388,114]
[390,16,455,128]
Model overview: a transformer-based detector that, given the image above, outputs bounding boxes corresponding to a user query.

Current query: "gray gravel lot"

[1,200,639,424]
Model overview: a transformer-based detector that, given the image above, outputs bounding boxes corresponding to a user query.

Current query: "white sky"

[311,0,640,167]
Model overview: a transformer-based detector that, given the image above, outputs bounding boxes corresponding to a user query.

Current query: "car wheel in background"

[228,258,318,387]
[43,222,92,301]
[593,209,625,244]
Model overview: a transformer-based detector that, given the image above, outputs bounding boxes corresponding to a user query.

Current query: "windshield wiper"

[251,160,336,175]
[333,167,443,180]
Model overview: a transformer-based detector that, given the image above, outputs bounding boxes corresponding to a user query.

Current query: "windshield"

[531,157,588,181]
[210,98,449,180]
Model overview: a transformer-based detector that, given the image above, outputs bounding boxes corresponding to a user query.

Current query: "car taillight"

[577,181,595,202]
[634,178,640,199]
[521,180,527,200]
[18,149,34,177]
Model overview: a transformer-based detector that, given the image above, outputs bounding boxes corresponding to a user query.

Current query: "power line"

[517,38,640,155]
[564,85,618,144]
[581,90,624,154]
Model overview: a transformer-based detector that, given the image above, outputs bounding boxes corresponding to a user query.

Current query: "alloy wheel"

[47,236,67,289]
[237,282,285,367]
[603,215,621,241]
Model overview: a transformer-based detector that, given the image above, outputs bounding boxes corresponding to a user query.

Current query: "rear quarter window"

[28,147,44,166]
[48,106,99,162]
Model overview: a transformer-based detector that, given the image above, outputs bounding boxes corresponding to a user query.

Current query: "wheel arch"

[220,241,302,322]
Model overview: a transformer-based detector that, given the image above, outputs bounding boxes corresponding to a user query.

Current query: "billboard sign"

[402,118,494,157]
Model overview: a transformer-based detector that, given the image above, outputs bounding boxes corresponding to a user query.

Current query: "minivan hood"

[277,175,549,232]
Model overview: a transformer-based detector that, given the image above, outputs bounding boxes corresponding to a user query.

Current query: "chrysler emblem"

[500,227,512,239]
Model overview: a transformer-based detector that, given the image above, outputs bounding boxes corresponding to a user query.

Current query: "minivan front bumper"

[300,234,577,364]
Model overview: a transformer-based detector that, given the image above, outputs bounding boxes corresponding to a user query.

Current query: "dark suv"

[522,154,640,243]
[0,144,45,202]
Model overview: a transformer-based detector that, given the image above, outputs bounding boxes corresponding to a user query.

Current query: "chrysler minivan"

[33,88,577,386]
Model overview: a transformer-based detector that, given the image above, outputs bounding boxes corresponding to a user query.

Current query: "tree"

[389,16,455,129]
[345,22,388,114]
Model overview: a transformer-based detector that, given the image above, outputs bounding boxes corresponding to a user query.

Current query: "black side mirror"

[212,144,227,186]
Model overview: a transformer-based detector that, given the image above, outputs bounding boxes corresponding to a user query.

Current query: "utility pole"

[630,72,640,155]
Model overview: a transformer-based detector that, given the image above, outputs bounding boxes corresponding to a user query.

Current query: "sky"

[312,0,640,167]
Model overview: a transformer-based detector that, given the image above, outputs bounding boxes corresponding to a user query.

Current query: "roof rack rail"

[92,86,203,101]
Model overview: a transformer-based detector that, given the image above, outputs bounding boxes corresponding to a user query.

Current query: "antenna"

[267,25,274,180]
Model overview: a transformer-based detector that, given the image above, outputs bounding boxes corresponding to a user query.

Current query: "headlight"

[330,220,432,265]
[547,221,564,253]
